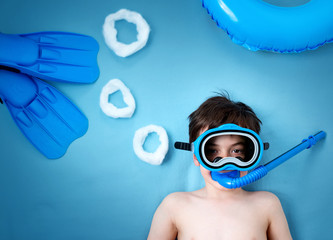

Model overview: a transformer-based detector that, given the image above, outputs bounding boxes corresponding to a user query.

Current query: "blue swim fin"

[0,69,88,159]
[0,31,99,83]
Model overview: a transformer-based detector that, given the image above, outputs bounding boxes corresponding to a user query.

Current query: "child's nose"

[218,149,230,158]
[213,150,230,163]
[222,149,230,157]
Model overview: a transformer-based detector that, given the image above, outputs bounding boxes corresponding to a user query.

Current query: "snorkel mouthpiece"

[211,167,268,189]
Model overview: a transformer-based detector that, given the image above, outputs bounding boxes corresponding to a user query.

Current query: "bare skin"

[148,135,292,240]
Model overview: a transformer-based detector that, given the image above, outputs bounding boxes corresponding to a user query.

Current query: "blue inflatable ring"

[201,0,333,53]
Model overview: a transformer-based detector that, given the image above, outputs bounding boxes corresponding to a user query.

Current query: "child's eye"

[232,148,247,162]
[206,148,218,155]
[232,149,243,154]
[205,148,219,162]
[231,148,245,157]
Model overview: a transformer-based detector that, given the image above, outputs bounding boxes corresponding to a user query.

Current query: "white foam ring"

[133,125,169,165]
[100,78,136,118]
[103,9,150,57]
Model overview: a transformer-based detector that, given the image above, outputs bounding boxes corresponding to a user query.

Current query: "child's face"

[193,128,248,190]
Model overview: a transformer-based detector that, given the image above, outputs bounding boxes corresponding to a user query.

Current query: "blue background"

[0,0,332,239]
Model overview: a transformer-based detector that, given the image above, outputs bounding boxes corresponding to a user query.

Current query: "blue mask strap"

[174,141,192,151]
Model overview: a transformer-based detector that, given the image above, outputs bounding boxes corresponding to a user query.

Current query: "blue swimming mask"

[175,124,269,172]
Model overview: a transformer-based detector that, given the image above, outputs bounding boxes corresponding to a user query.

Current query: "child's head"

[187,93,263,190]
[188,94,262,143]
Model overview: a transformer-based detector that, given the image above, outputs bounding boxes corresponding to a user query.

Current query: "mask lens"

[202,133,256,168]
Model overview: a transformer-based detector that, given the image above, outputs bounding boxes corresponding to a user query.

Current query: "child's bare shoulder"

[159,191,201,212]
[247,191,283,211]
[250,190,280,201]
[162,191,198,205]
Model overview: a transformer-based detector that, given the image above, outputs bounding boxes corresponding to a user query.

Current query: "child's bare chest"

[176,201,268,240]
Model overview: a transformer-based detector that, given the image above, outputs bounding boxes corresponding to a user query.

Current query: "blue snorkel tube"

[211,131,327,189]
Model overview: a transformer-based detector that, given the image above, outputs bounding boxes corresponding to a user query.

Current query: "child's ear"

[193,155,200,166]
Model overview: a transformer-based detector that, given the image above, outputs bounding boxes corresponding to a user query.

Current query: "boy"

[148,95,292,240]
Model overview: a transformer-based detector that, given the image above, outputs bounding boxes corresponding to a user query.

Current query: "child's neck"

[203,183,246,200]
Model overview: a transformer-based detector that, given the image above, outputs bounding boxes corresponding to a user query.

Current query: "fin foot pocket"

[0,69,88,159]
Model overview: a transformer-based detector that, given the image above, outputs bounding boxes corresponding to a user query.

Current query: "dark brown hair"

[188,94,262,143]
